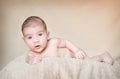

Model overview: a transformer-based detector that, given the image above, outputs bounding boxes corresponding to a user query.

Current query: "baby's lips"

[35,45,41,48]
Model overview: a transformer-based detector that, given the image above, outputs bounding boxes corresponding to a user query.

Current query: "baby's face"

[23,24,49,53]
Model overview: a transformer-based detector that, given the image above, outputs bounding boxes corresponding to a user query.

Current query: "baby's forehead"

[24,23,45,31]
[22,24,45,35]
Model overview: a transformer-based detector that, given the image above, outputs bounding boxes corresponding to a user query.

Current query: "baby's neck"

[30,51,43,57]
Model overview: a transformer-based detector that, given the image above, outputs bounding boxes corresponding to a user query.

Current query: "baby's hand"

[74,50,87,59]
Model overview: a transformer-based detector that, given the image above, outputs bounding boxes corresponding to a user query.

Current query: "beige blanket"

[0,54,120,79]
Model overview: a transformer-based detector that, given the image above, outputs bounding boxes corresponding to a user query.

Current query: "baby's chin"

[33,48,44,54]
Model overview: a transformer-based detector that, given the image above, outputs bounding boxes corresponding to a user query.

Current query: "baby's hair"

[22,16,47,32]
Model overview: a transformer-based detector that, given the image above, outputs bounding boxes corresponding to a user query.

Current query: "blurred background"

[0,0,120,70]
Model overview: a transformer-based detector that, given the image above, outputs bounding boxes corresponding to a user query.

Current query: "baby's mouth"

[35,45,41,49]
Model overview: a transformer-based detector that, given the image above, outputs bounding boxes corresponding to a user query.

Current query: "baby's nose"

[33,37,39,43]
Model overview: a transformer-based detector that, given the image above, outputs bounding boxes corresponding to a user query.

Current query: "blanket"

[0,54,120,79]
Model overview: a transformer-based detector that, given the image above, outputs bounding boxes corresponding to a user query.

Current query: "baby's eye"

[28,36,32,39]
[38,33,43,36]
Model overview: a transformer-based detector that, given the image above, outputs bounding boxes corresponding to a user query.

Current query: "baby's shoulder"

[48,38,61,44]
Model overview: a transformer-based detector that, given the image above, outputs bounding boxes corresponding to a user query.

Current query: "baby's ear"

[47,32,50,39]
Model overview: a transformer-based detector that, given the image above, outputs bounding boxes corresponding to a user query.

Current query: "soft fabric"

[0,54,120,79]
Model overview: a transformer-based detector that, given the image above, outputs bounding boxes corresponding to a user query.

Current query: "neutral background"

[0,0,120,70]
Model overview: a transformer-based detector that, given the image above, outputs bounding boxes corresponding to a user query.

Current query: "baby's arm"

[55,38,88,59]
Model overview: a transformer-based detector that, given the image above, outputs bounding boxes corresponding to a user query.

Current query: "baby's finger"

[78,54,84,59]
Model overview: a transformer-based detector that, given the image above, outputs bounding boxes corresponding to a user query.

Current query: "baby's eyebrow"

[24,31,44,37]
[37,31,44,34]
[24,34,32,37]
[38,30,44,32]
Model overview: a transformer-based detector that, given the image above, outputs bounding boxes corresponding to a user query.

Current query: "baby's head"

[22,16,47,35]
[22,16,50,53]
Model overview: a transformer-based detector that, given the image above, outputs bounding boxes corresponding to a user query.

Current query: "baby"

[22,16,114,65]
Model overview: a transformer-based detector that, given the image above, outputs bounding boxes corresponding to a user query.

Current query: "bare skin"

[26,37,114,65]
[26,38,87,64]
[22,16,114,65]
[85,52,114,65]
